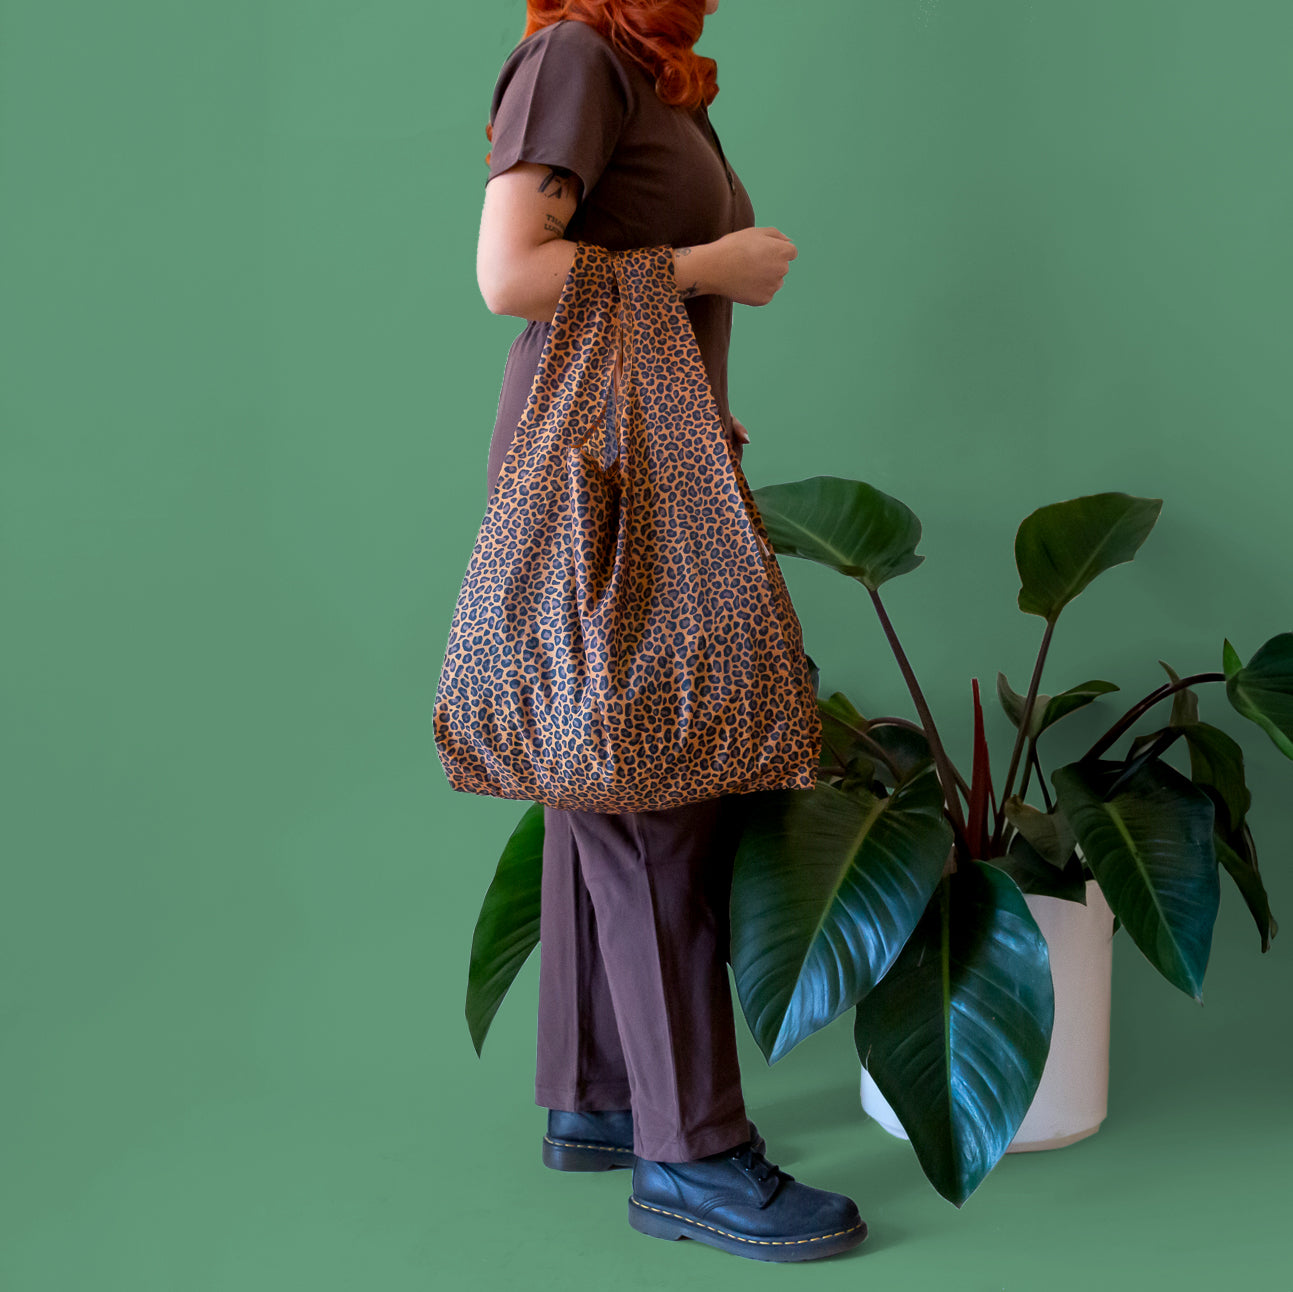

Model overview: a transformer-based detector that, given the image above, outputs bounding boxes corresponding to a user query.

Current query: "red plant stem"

[867,588,970,854]
[1084,672,1224,761]
[990,618,1057,853]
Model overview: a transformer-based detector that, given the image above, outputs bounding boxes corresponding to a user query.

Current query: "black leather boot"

[628,1139,867,1262]
[543,1109,637,1171]
[543,1111,766,1172]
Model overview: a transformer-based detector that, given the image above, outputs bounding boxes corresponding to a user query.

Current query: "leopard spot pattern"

[433,242,820,813]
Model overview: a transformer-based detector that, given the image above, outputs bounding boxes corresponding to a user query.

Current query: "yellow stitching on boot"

[629,1198,865,1247]
[545,1136,628,1153]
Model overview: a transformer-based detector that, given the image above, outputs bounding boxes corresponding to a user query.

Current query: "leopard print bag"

[433,242,821,812]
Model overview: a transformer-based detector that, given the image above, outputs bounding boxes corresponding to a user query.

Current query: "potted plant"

[463,481,1286,1208]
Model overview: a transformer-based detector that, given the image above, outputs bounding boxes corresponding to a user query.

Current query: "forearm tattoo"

[538,165,574,201]
[675,246,697,298]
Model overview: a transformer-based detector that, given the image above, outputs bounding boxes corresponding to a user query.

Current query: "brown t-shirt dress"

[482,18,757,503]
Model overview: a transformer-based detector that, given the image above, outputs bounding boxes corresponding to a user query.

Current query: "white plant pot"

[860,874,1115,1152]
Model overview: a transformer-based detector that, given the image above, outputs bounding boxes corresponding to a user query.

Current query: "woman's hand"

[709,227,798,306]
[728,415,750,462]
[478,161,797,320]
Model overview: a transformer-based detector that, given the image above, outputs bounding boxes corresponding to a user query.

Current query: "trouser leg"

[535,806,632,1110]
[561,795,750,1163]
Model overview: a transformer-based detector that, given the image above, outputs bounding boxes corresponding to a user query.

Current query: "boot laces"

[731,1141,781,1187]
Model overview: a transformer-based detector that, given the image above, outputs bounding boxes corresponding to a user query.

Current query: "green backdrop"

[3,2,1290,1288]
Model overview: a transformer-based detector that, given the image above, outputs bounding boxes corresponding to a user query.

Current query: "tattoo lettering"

[538,166,574,201]
[544,213,567,236]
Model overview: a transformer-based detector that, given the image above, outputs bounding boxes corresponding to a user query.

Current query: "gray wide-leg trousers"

[535,795,751,1163]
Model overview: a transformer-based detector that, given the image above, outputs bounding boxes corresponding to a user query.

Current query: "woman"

[475,0,868,1263]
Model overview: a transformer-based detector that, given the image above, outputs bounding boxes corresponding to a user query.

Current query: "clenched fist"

[711,227,798,306]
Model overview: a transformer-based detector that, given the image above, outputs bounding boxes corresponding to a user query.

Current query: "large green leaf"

[730,767,954,1064]
[1159,659,1251,830]
[751,476,925,591]
[1051,758,1218,1001]
[465,803,545,1056]
[1224,633,1293,760]
[1180,722,1251,834]
[1015,492,1162,623]
[853,862,1054,1208]
[1150,664,1272,949]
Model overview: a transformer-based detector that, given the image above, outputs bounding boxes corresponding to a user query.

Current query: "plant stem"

[1018,733,1038,802]
[1030,745,1054,811]
[1084,672,1223,761]
[867,588,970,853]
[990,618,1057,852]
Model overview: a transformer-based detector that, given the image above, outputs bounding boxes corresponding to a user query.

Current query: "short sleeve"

[486,21,634,203]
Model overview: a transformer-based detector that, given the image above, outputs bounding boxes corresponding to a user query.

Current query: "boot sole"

[628,1196,868,1263]
[542,1136,635,1171]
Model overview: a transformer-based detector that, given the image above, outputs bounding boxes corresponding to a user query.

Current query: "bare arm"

[477,160,797,323]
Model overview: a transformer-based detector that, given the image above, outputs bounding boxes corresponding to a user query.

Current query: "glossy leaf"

[853,862,1054,1208]
[1180,722,1251,834]
[1151,663,1271,949]
[465,803,545,1056]
[865,722,935,785]
[1041,679,1121,730]
[1224,633,1293,760]
[1002,796,1076,868]
[730,767,954,1064]
[991,832,1088,903]
[817,691,934,790]
[1015,492,1162,623]
[1051,758,1218,1001]
[751,476,925,591]
[818,691,867,768]
[997,673,1119,739]
[1214,823,1278,953]
[997,672,1047,739]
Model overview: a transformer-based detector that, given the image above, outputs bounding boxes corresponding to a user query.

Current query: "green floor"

[5,761,1287,1290]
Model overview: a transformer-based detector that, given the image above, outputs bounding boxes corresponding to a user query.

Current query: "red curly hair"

[486,1,718,159]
